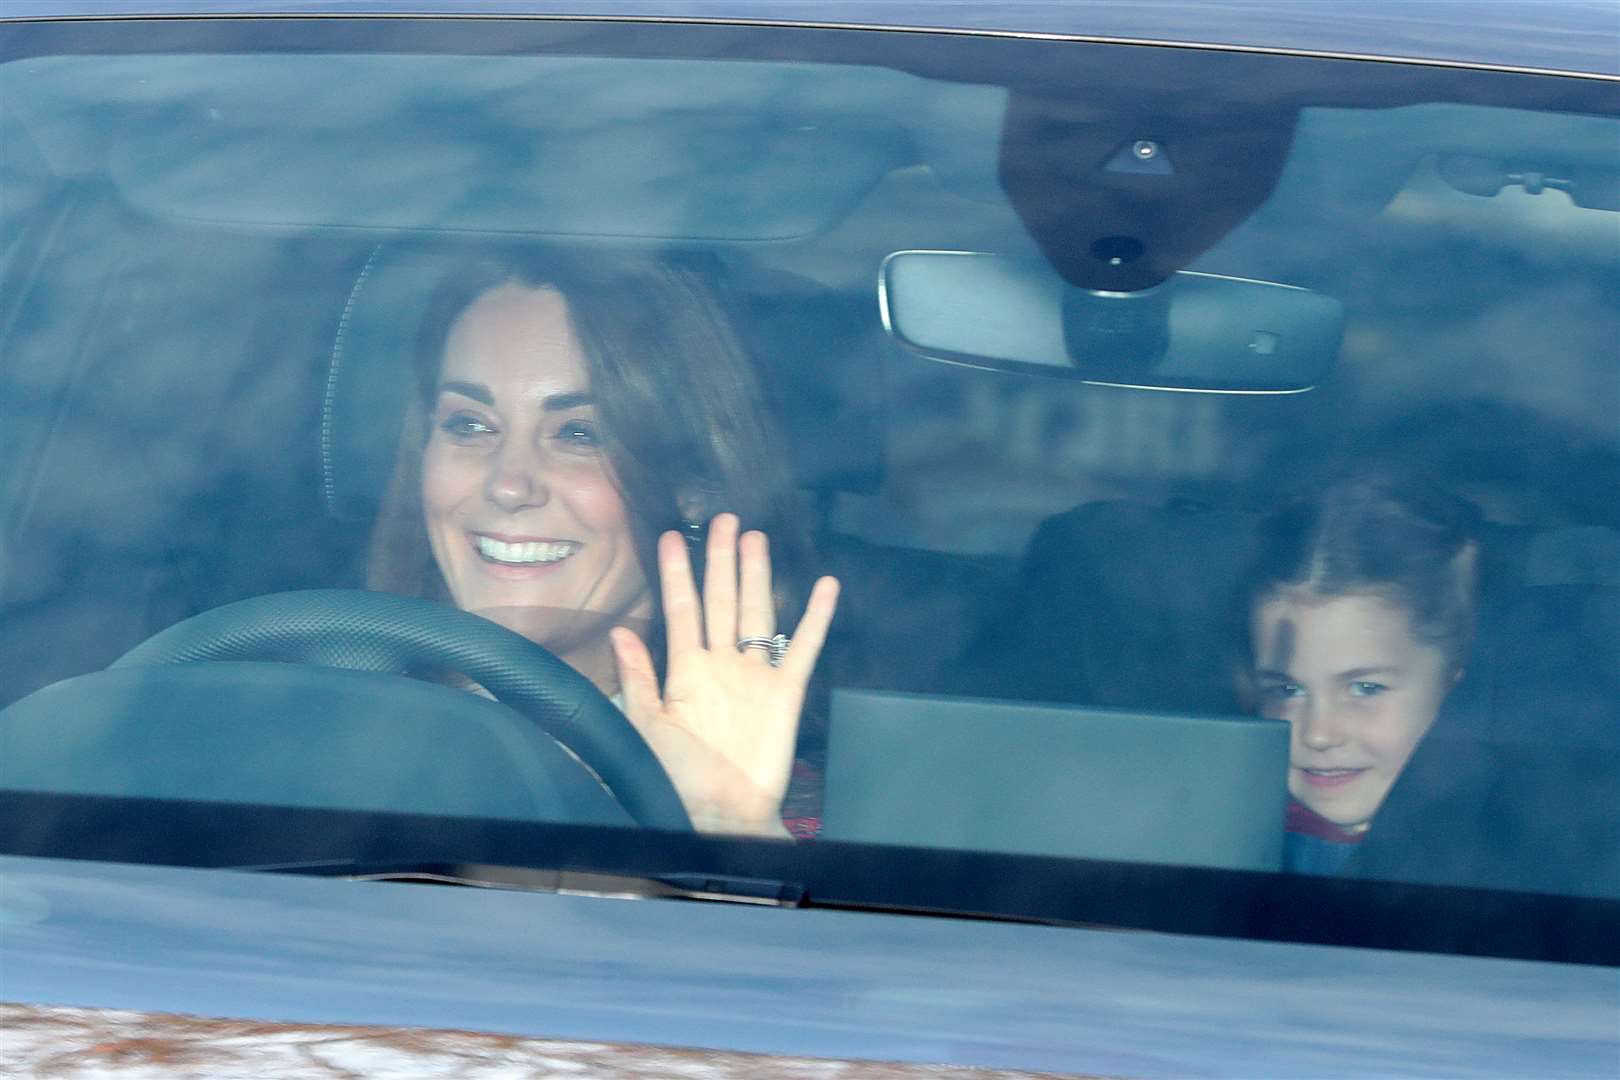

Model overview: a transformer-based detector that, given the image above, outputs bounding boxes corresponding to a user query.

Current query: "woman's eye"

[438,412,496,441]
[553,418,602,452]
[1349,680,1389,697]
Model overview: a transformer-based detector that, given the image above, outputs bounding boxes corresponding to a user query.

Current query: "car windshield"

[2,15,1616,958]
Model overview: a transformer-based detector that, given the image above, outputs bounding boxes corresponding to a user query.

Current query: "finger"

[780,575,840,683]
[737,529,776,644]
[657,529,703,658]
[609,626,663,731]
[702,512,740,649]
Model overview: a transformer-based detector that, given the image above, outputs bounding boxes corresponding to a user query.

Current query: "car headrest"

[321,245,885,525]
[957,498,1260,712]
[713,262,887,499]
[1526,526,1620,587]
[321,245,449,524]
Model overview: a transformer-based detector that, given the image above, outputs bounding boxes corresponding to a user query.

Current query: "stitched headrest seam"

[321,245,385,516]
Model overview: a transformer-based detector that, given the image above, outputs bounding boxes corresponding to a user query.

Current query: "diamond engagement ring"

[736,634,791,667]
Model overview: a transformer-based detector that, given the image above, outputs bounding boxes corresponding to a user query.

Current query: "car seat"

[951,497,1261,713]
[1352,526,1620,898]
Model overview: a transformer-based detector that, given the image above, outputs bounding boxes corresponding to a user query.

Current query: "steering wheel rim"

[112,589,691,831]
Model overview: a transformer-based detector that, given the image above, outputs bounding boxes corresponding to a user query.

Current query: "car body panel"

[2,855,1617,1078]
[2,1,1618,78]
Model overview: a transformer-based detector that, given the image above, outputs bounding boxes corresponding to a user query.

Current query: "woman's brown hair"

[366,246,813,652]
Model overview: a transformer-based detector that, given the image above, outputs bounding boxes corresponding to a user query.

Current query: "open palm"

[610,514,840,836]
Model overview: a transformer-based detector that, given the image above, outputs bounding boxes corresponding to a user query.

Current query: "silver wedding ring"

[736,634,791,667]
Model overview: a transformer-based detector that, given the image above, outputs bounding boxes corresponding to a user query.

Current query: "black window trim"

[3,791,1616,967]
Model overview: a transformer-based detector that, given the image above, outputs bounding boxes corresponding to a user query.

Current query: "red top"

[1285,799,1367,845]
[780,759,823,839]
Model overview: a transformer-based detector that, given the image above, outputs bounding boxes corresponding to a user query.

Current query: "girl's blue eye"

[1260,681,1304,700]
[1350,680,1388,697]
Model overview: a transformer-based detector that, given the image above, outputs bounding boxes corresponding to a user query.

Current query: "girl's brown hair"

[1243,471,1482,667]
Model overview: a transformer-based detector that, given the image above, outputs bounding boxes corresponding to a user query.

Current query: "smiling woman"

[422,283,654,676]
[366,249,841,836]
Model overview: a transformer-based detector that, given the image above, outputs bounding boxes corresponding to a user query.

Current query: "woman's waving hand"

[610,514,840,836]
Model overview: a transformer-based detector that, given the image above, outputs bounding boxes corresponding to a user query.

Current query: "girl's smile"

[1251,590,1458,830]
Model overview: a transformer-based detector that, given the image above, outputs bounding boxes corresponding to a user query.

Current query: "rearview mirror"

[880,251,1342,393]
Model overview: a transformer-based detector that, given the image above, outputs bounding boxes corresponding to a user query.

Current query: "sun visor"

[77,55,913,238]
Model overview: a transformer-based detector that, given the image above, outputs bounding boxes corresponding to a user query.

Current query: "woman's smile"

[470,532,582,569]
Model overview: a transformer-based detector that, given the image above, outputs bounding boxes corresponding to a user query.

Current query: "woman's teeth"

[475,536,579,565]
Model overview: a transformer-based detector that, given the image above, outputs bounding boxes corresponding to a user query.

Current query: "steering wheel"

[111,589,691,830]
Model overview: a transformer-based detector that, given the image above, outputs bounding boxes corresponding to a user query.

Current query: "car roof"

[4,0,1619,80]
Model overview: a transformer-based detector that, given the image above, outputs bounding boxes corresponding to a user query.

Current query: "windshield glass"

[2,16,1616,949]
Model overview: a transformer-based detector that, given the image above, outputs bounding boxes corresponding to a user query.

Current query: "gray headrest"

[1526,526,1620,588]
[321,245,447,523]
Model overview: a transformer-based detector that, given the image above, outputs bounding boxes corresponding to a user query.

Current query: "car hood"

[2,855,1616,1078]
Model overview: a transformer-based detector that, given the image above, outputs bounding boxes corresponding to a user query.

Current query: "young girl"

[1241,474,1481,875]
